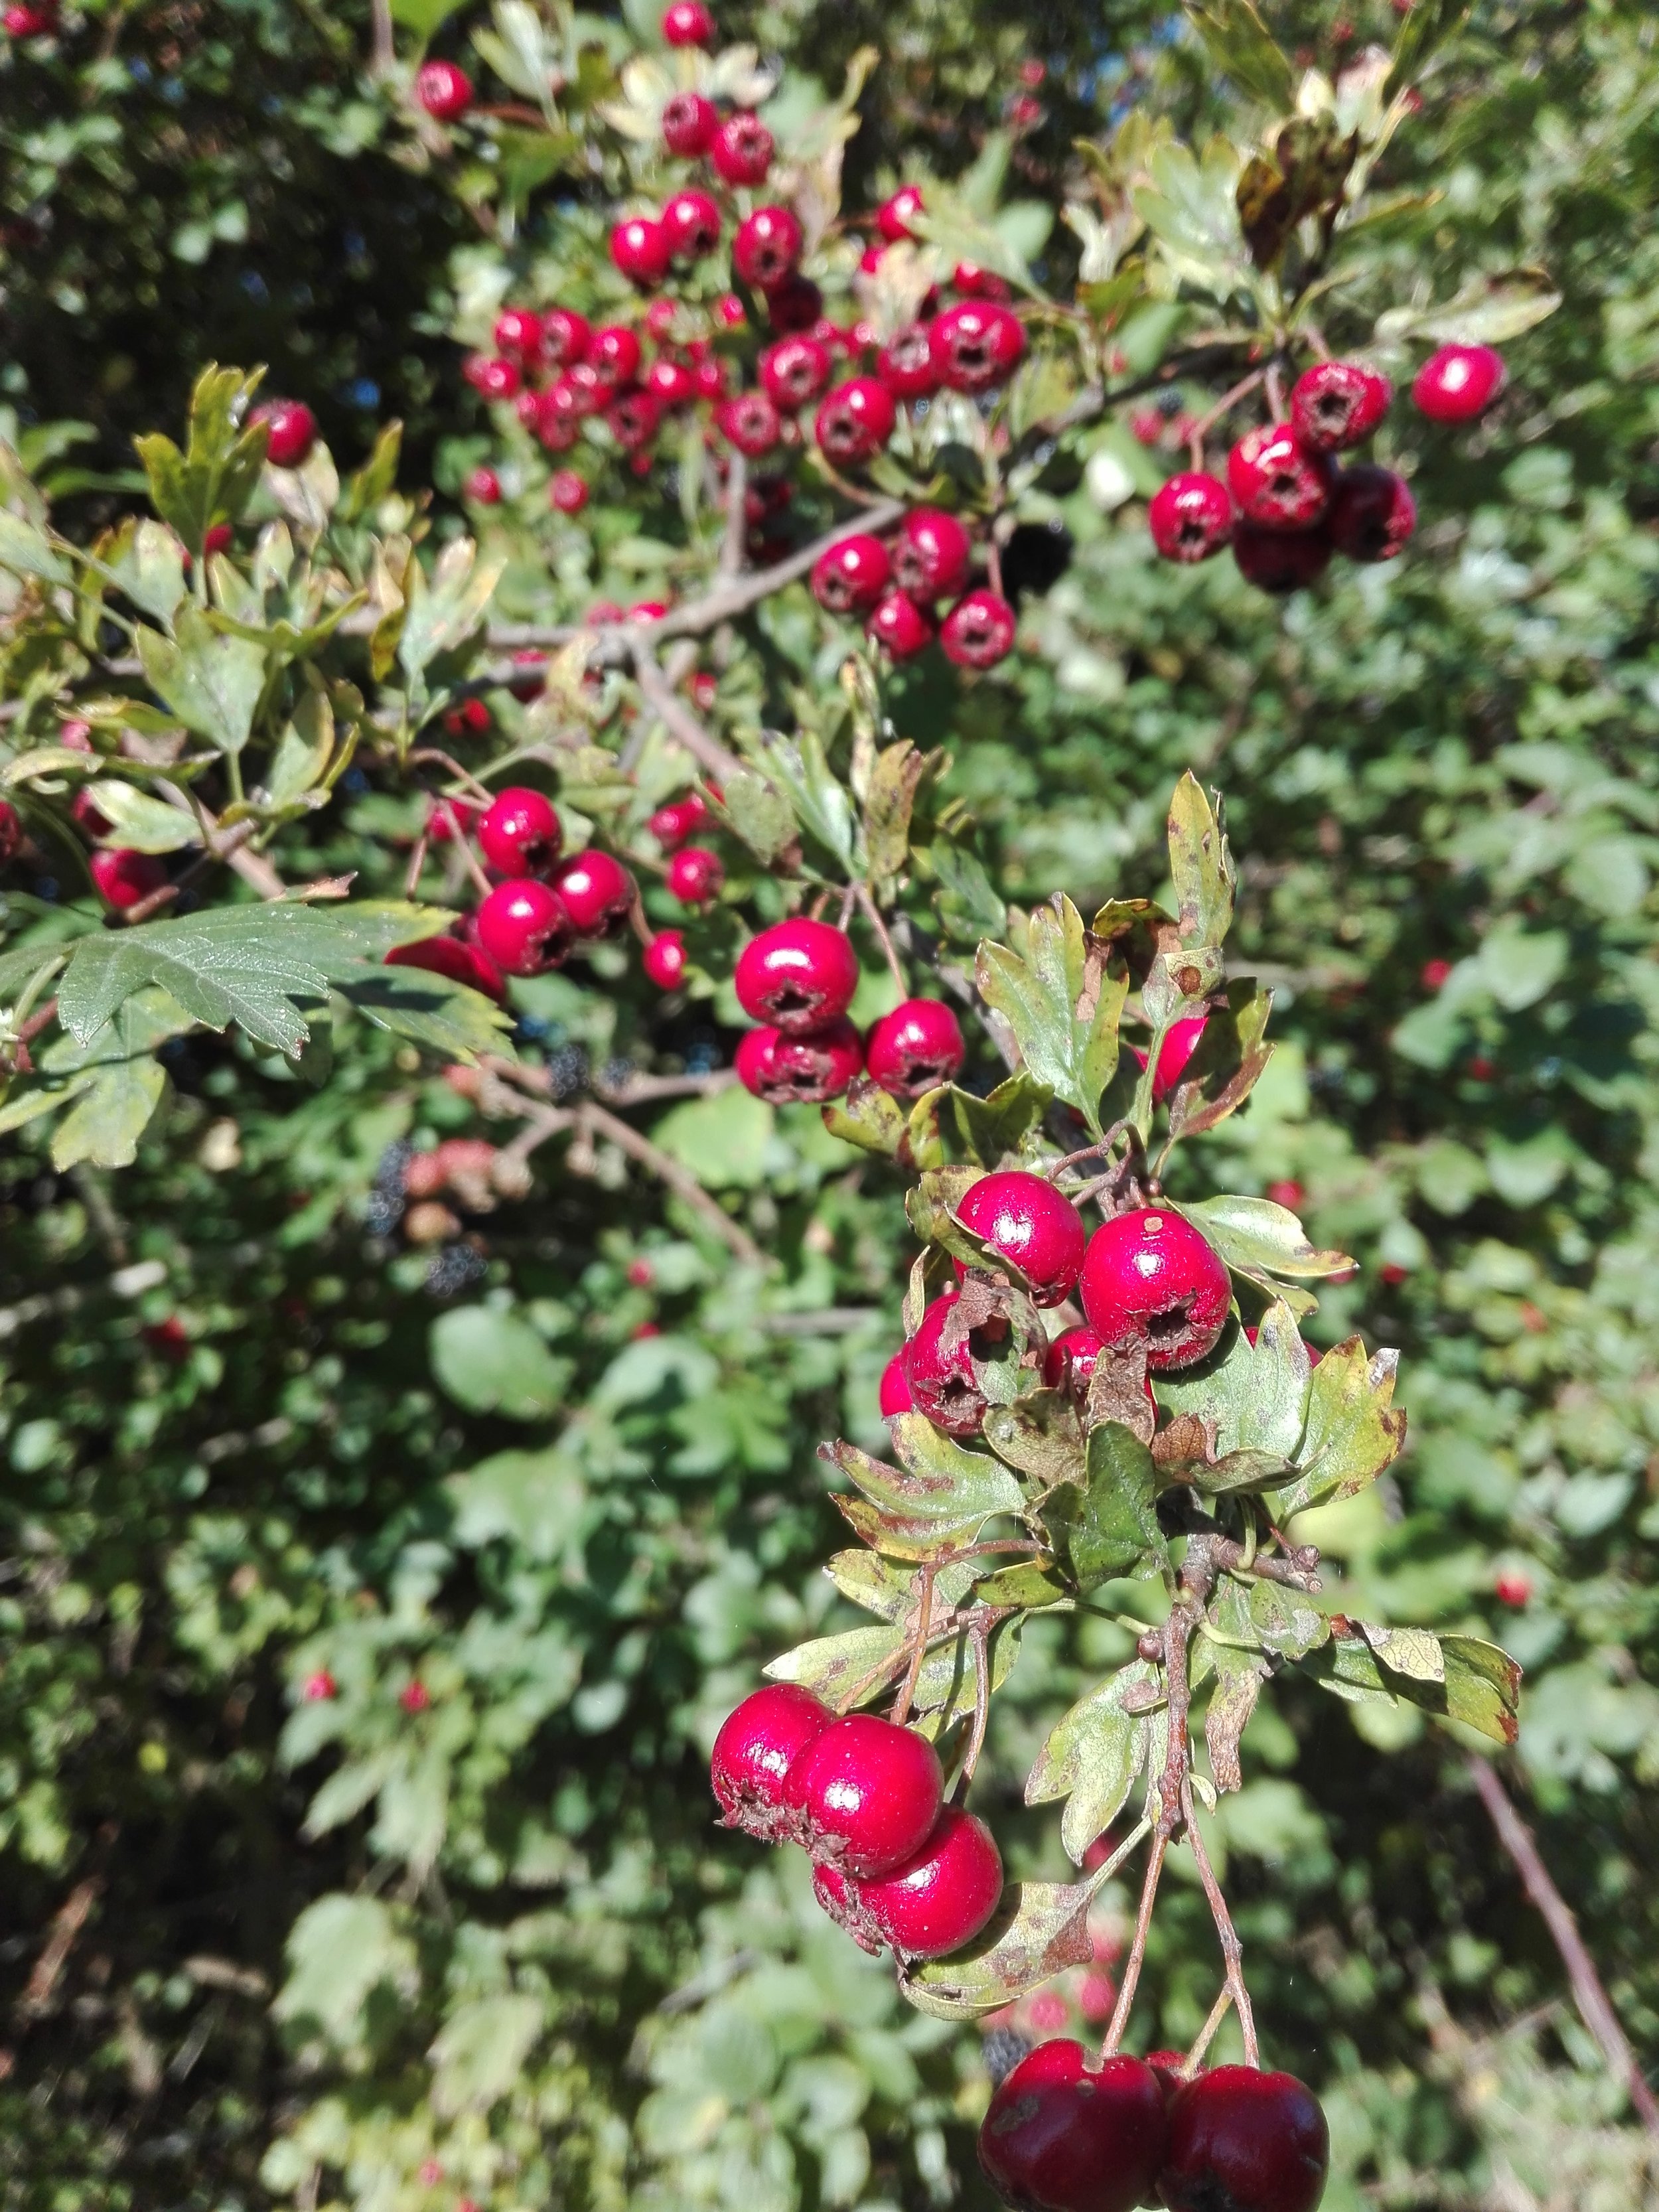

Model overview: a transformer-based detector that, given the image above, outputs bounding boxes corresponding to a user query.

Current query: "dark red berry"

[661,0,714,44]
[759,335,831,411]
[5,3,58,31]
[941,589,1016,670]
[1149,472,1234,562]
[877,184,926,242]
[782,1712,943,1877]
[1329,463,1417,561]
[879,323,940,400]
[507,649,547,699]
[202,522,233,555]
[711,112,773,186]
[1079,1206,1231,1371]
[1289,358,1392,452]
[474,879,573,975]
[764,272,823,333]
[1042,1325,1104,1394]
[956,1171,1086,1305]
[903,1292,987,1437]
[0,800,21,865]
[929,301,1025,394]
[879,1353,914,1417]
[735,918,859,1034]
[662,187,722,260]
[465,353,522,402]
[643,928,687,988]
[1412,342,1506,422]
[979,2043,1167,2212]
[667,846,723,904]
[551,849,635,936]
[415,58,472,121]
[252,400,317,469]
[893,508,972,601]
[865,997,965,1097]
[541,309,591,368]
[607,389,662,451]
[868,590,934,658]
[953,259,1009,297]
[1227,422,1334,530]
[1232,523,1333,593]
[1157,2066,1329,2212]
[478,787,561,877]
[816,377,897,465]
[710,1683,830,1840]
[386,932,506,1003]
[717,392,783,458]
[91,848,166,910]
[857,1807,1003,1958]
[733,205,802,290]
[611,214,671,287]
[735,1019,863,1104]
[811,532,891,614]
[662,89,719,155]
[589,324,644,388]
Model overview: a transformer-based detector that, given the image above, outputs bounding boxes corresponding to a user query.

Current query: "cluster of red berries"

[1147,344,1505,591]
[979,2039,1329,2212]
[711,1685,1004,1960]
[810,504,1017,669]
[730,917,966,1106]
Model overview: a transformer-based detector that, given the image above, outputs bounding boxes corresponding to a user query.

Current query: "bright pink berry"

[715,292,747,327]
[464,353,521,402]
[611,214,671,287]
[646,358,696,408]
[693,356,729,401]
[868,590,934,658]
[811,532,891,614]
[1042,1325,1104,1394]
[474,879,573,975]
[1158,2067,1329,2212]
[1080,1207,1231,1371]
[711,1682,830,1840]
[1495,1570,1532,1609]
[879,1353,914,1417]
[662,89,719,155]
[782,1712,943,1877]
[929,301,1025,394]
[815,376,897,465]
[1227,421,1334,530]
[733,206,802,290]
[1412,341,1506,423]
[878,323,940,400]
[759,335,831,411]
[385,932,506,1004]
[735,1019,863,1104]
[662,188,722,260]
[550,849,635,936]
[877,184,926,242]
[1329,463,1417,560]
[857,1808,1003,1958]
[541,309,591,368]
[903,1292,987,1436]
[1149,472,1234,562]
[1422,957,1453,991]
[711,112,773,186]
[893,508,972,601]
[1232,523,1332,593]
[661,0,714,44]
[736,918,859,1034]
[648,793,709,849]
[979,2043,1167,2212]
[643,929,687,989]
[91,847,166,910]
[302,1670,336,1702]
[956,1171,1086,1305]
[252,400,317,469]
[549,469,589,514]
[668,846,724,903]
[399,1680,431,1714]
[202,522,233,555]
[415,58,472,121]
[1289,358,1392,451]
[941,589,1015,670]
[466,465,502,504]
[717,391,783,458]
[493,307,543,362]
[1152,1012,1207,1101]
[865,997,965,1097]
[478,788,561,877]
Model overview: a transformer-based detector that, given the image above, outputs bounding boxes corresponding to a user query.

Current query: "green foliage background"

[2,1,1659,2208]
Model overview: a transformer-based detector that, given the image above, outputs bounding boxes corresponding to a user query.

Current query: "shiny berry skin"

[464,352,521,402]
[941,589,1016,670]
[611,214,672,287]
[865,997,966,1097]
[717,391,783,457]
[507,649,547,698]
[877,184,926,242]
[1413,340,1506,422]
[858,1808,1003,1958]
[492,306,543,362]
[1153,1012,1207,1101]
[648,793,709,849]
[1158,2067,1329,2212]
[733,205,803,290]
[607,390,662,451]
[549,469,589,515]
[661,0,714,44]
[693,356,729,401]
[816,377,897,465]
[1042,1325,1104,1393]
[415,58,472,121]
[588,325,642,389]
[301,1670,336,1702]
[473,878,573,976]
[1421,957,1452,992]
[930,301,1025,394]
[879,323,940,400]
[956,1171,1086,1305]
[253,400,317,469]
[478,787,562,877]
[443,696,491,736]
[953,259,1009,298]
[1329,463,1417,561]
[541,309,591,368]
[646,358,697,408]
[811,532,891,614]
[782,1712,943,1877]
[903,1292,987,1436]
[1080,1206,1231,1371]
[868,590,934,658]
[879,1353,914,1417]
[386,931,506,1003]
[1289,358,1392,452]
[736,917,859,1034]
[551,849,635,936]
[735,1019,863,1104]
[1227,421,1334,530]
[711,111,774,186]
[91,847,166,910]
[668,846,724,904]
[893,508,972,601]
[760,335,831,411]
[978,2043,1167,2212]
[710,1682,830,1841]
[656,190,719,265]
[662,89,719,155]
[466,466,502,504]
[1233,523,1332,593]
[1149,471,1234,562]
[643,928,687,989]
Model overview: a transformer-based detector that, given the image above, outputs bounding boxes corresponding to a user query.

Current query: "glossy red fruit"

[541,309,591,368]
[1495,1570,1532,1608]
[733,205,803,290]
[858,1808,1003,1958]
[386,932,506,1003]
[1158,2067,1329,2212]
[710,1682,830,1840]
[549,469,589,515]
[717,391,783,458]
[607,389,662,451]
[811,532,891,614]
[816,377,897,465]
[1413,341,1506,422]
[1149,472,1234,563]
[903,1291,988,1437]
[648,794,709,849]
[588,326,642,390]
[253,400,317,469]
[735,1019,863,1104]
[711,112,774,186]
[868,590,934,658]
[415,58,472,121]
[465,353,522,402]
[1329,463,1417,561]
[930,301,1025,394]
[1042,1325,1104,1394]
[1228,421,1334,530]
[1232,523,1332,593]
[952,259,1009,298]
[893,508,972,601]
[978,2042,1167,2212]
[1421,956,1453,992]
[879,1353,914,1417]
[1290,358,1392,452]
[551,849,635,936]
[507,648,548,698]
[1152,1012,1207,1101]
[646,358,697,409]
[611,214,672,287]
[879,323,940,400]
[474,879,573,976]
[493,306,543,362]
[865,997,966,1098]
[661,0,714,44]
[956,1171,1086,1305]
[783,1712,943,1877]
[759,335,831,411]
[1080,1206,1231,1371]
[661,187,722,261]
[643,929,687,988]
[478,788,561,877]
[941,589,1016,670]
[662,88,719,155]
[735,918,859,1034]
[91,847,166,910]
[877,184,926,242]
[694,356,729,401]
[1145,2049,1189,2105]
[466,466,502,504]
[668,846,724,904]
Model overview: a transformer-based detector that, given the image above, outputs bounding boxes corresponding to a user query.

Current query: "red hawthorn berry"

[5,3,58,30]
[868,589,934,658]
[759,334,831,411]
[859,242,887,275]
[1421,957,1453,991]
[399,1680,431,1714]
[952,260,1009,298]
[1077,1969,1115,2024]
[783,1712,943,1877]
[879,1353,914,1417]
[928,301,1025,394]
[689,671,718,710]
[473,878,573,975]
[629,599,670,624]
[1266,1179,1305,1210]
[642,928,687,988]
[425,794,478,844]
[1080,1207,1232,1371]
[649,793,709,849]
[550,849,635,936]
[587,601,626,625]
[607,389,662,451]
[693,356,729,401]
[1007,92,1042,127]
[493,306,543,362]
[815,376,897,465]
[59,720,94,751]
[1149,471,1234,563]
[479,787,562,877]
[667,846,724,904]
[385,932,506,1004]
[541,308,592,368]
[466,465,502,504]
[549,469,589,514]
[736,917,859,1034]
[877,184,926,243]
[415,58,472,121]
[811,1860,883,1951]
[811,532,891,614]
[0,799,21,865]
[646,358,697,409]
[661,0,714,44]
[1378,1260,1410,1286]
[733,205,803,290]
[91,847,166,910]
[445,700,490,742]
[1289,358,1393,452]
[717,391,784,457]
[904,1291,989,1437]
[507,648,548,700]
[1145,2049,1189,2104]
[589,325,643,388]
[1158,2066,1329,2212]
[1413,342,1506,423]
[464,352,522,402]
[711,112,774,186]
[893,508,972,601]
[662,89,719,155]
[865,997,966,1098]
[611,214,672,287]
[941,589,1016,670]
[1467,1053,1497,1081]
[955,1171,1087,1305]
[711,1682,831,1840]
[1232,522,1333,593]
[1152,1012,1207,1101]
[1330,463,1417,561]
[735,1019,863,1104]
[764,272,823,333]
[979,2043,1167,2212]
[715,291,747,327]
[201,522,234,557]
[302,1670,337,1702]
[1495,1570,1532,1608]
[663,188,722,260]
[625,1256,655,1291]
[857,1807,1003,1958]
[252,399,318,469]
[1042,1324,1105,1394]
[1227,421,1334,530]
[73,784,111,837]
[532,387,580,449]
[1018,56,1045,86]
[879,323,941,400]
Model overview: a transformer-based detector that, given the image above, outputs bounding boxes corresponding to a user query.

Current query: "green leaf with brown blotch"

[824,1551,982,1622]
[822,1076,908,1159]
[864,738,927,887]
[905,1166,987,1264]
[910,1615,1024,1737]
[1044,1421,1166,1587]
[983,1390,1086,1490]
[1156,1303,1311,1461]
[976,896,1127,1138]
[763,1625,904,1709]
[898,1880,1098,2019]
[1272,1337,1406,1517]
[1248,1577,1330,1662]
[1173,1193,1354,1282]
[1167,772,1234,946]
[1027,1659,1160,1860]
[721,767,798,866]
[1165,981,1274,1140]
[1236,117,1358,272]
[1304,1623,1519,1745]
[972,1558,1070,1609]
[822,1424,1025,1560]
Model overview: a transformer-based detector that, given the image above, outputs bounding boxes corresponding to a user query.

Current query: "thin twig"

[1102,1831,1168,2057]
[855,883,907,994]
[892,1563,937,1728]
[954,1617,993,1798]
[367,0,394,75]
[1184,1777,1258,2067]
[439,803,492,897]
[630,647,746,783]
[1187,1983,1234,2073]
[1185,370,1266,470]
[18,1877,102,2022]
[583,1100,768,1269]
[721,449,749,577]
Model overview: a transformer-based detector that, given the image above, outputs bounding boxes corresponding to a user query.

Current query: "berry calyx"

[816,377,897,465]
[893,508,972,601]
[735,918,860,1034]
[735,1019,863,1104]
[978,2043,1167,2212]
[955,1171,1086,1305]
[717,392,784,458]
[662,188,722,259]
[1227,421,1334,530]
[386,932,506,1003]
[1042,1325,1104,1394]
[549,469,589,514]
[868,590,935,658]
[877,184,926,243]
[252,399,318,469]
[857,1807,1003,1958]
[611,214,672,287]
[711,112,774,186]
[662,90,719,155]
[91,848,166,911]
[1157,2066,1329,2212]
[642,929,687,989]
[1329,463,1417,561]
[550,849,635,936]
[415,58,472,121]
[541,309,592,368]
[1232,523,1332,593]
[667,846,723,904]
[759,335,831,411]
[903,1292,989,1437]
[1412,341,1506,422]
[811,532,891,615]
[1079,1207,1231,1371]
[941,589,1017,670]
[879,1353,914,1417]
[1289,358,1392,452]
[661,0,714,45]
[879,323,940,400]
[782,1712,943,1877]
[1149,472,1234,563]
[474,878,573,975]
[478,787,562,877]
[733,205,803,290]
[865,997,966,1098]
[928,301,1025,394]
[710,1683,830,1840]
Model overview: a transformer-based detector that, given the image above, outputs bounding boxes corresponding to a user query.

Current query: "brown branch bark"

[629,648,746,783]
[582,1099,768,1270]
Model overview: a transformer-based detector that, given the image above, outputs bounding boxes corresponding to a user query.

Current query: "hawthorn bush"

[2,2,1659,2210]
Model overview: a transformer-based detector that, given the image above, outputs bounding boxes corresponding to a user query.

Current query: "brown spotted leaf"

[898,1880,1098,2019]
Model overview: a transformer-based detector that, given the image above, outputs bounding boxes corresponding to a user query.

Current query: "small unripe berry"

[1495,1570,1532,1609]
[551,849,635,936]
[815,377,897,465]
[811,532,891,614]
[879,1353,914,1417]
[733,205,803,290]
[478,788,562,877]
[1412,341,1506,422]
[759,334,831,411]
[1157,2066,1329,2212]
[668,846,724,903]
[1289,358,1392,451]
[662,89,719,155]
[549,469,588,514]
[474,878,573,975]
[929,301,1025,394]
[893,508,972,601]
[643,929,687,989]
[1042,1325,1104,1394]
[735,1019,863,1104]
[661,0,714,45]
[415,58,472,121]
[663,188,722,259]
[956,1171,1086,1305]
[91,847,167,909]
[1227,421,1334,530]
[904,1292,988,1436]
[1232,522,1333,593]
[865,997,965,1097]
[1149,471,1234,562]
[877,184,926,242]
[1080,1207,1231,1371]
[940,589,1016,670]
[979,2043,1167,2212]
[717,391,784,458]
[1329,463,1417,561]
[878,323,940,400]
[611,214,672,287]
[385,932,506,1004]
[782,1712,944,1877]
[857,1807,1003,1958]
[868,590,934,658]
[736,918,859,1034]
[252,399,317,469]
[541,308,591,368]
[466,465,502,504]
[711,1682,830,1840]
[711,112,774,186]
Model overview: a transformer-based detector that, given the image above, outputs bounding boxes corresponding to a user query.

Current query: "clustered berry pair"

[730,917,966,1106]
[711,1686,1004,1960]
[1146,345,1505,591]
[810,505,1017,668]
